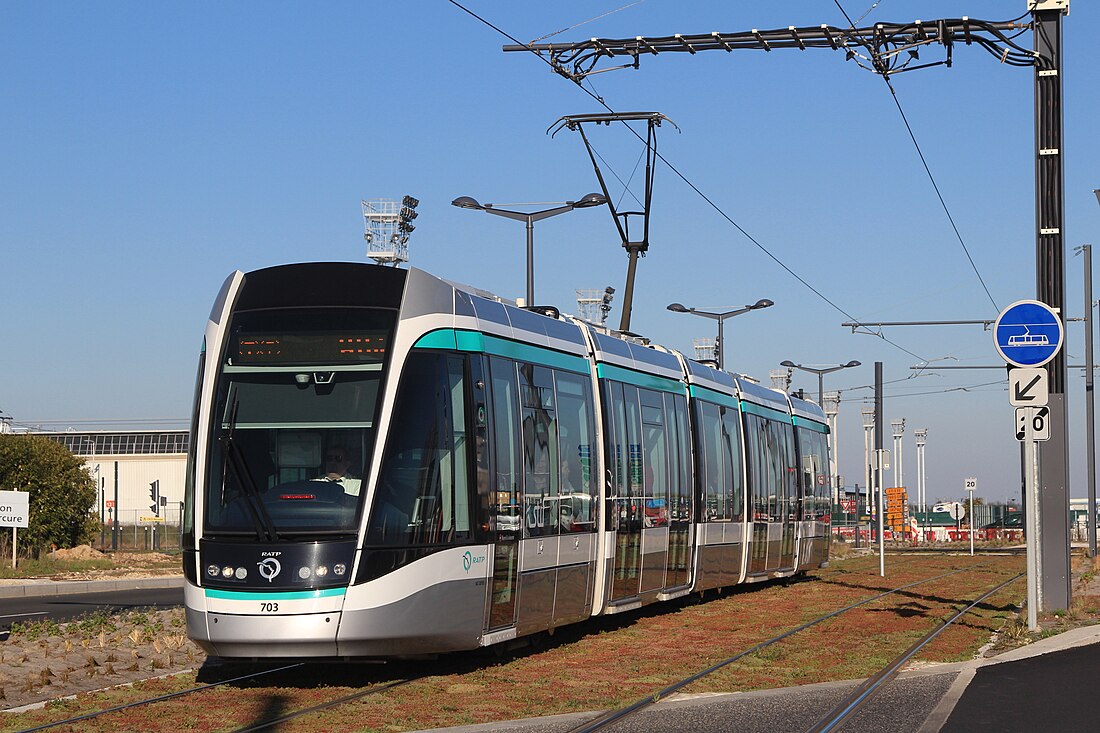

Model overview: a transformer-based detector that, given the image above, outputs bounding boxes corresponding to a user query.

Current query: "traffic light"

[149,480,160,516]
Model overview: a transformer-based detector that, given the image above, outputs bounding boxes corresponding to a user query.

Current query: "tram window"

[798,429,829,520]
[640,389,669,528]
[779,422,797,521]
[489,358,520,533]
[666,394,692,523]
[603,381,630,531]
[744,414,769,522]
[370,352,472,546]
[623,385,644,527]
[519,363,557,537]
[696,401,723,521]
[554,371,595,532]
[720,407,744,522]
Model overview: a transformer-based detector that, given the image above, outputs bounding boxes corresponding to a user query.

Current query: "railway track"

[8,559,1024,733]
[561,567,1024,733]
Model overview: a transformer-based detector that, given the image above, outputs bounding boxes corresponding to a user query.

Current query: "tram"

[183,262,831,658]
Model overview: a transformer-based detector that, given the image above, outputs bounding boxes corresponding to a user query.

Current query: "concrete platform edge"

[0,576,183,599]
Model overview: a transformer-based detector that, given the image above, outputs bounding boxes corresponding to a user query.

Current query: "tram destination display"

[235,331,388,364]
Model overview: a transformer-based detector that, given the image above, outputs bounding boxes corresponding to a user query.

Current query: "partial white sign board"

[0,490,29,528]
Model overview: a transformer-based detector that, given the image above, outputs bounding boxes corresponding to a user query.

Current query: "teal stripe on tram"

[689,384,740,409]
[205,587,347,601]
[413,329,590,373]
[412,330,458,350]
[740,400,792,423]
[793,416,830,434]
[597,363,685,394]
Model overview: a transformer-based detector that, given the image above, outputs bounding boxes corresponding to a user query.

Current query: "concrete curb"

[0,576,183,599]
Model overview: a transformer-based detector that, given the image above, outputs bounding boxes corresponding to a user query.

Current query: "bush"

[0,434,98,557]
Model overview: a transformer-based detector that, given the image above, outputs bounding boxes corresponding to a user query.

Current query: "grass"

[0,555,115,579]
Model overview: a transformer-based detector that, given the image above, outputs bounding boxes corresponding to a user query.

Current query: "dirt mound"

[52,545,105,561]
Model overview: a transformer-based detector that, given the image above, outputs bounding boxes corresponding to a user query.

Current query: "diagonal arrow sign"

[1014,373,1042,402]
[1009,367,1048,407]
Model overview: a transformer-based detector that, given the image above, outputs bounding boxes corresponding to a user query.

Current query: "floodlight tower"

[770,368,792,391]
[363,195,418,266]
[693,338,717,363]
[576,286,615,324]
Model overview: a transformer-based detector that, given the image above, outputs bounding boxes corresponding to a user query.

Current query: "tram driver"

[314,445,362,496]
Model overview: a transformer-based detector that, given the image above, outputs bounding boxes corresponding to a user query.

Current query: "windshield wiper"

[221,396,280,542]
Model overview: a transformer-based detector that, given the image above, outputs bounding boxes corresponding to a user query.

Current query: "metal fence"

[94,506,184,552]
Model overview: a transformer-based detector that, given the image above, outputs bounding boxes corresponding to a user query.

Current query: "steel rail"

[228,676,422,733]
[17,663,305,733]
[806,571,1025,733]
[562,566,978,733]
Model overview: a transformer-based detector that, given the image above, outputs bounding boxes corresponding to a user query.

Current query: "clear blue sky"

[3,2,1099,504]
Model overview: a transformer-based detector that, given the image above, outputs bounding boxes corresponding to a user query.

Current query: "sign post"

[0,490,30,570]
[995,299,1063,629]
[965,477,977,556]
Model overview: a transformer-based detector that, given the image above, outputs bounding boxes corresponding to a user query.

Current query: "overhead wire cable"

[529,0,646,44]
[832,0,1001,313]
[880,77,1001,313]
[447,0,931,362]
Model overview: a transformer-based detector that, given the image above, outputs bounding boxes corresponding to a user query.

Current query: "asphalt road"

[0,586,183,631]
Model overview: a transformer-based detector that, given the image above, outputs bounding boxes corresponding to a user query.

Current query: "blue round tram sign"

[993,299,1064,368]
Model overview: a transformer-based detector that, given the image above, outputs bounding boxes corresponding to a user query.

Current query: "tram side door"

[607,381,644,602]
[486,357,521,630]
[777,422,797,571]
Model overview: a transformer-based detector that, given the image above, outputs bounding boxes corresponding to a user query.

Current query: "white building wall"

[84,455,187,525]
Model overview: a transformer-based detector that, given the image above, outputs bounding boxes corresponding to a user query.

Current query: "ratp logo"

[257,557,282,582]
[462,551,485,573]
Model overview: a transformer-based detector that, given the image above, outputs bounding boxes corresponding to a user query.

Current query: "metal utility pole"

[862,405,875,540]
[875,362,885,577]
[1077,243,1096,557]
[915,429,928,542]
[1034,2,1071,611]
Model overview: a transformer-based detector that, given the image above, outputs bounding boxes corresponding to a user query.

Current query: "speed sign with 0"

[1015,406,1051,442]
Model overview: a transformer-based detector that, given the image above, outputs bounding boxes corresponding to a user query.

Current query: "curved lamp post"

[666,299,774,370]
[452,193,607,305]
[779,360,861,406]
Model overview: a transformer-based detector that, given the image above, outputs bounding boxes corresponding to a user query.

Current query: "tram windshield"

[203,307,393,537]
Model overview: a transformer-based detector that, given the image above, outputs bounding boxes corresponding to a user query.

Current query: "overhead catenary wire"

[447,0,932,365]
[831,0,1001,313]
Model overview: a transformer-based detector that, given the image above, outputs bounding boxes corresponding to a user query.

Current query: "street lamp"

[915,428,928,542]
[452,193,607,306]
[779,360,861,406]
[862,405,875,528]
[891,418,906,490]
[667,299,774,370]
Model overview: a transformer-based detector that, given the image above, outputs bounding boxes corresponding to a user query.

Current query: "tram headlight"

[315,565,328,578]
[333,563,346,576]
[222,566,235,578]
[235,567,248,580]
[298,566,311,579]
[207,565,220,577]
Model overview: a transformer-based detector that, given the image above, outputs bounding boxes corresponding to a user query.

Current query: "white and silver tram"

[183,263,831,658]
